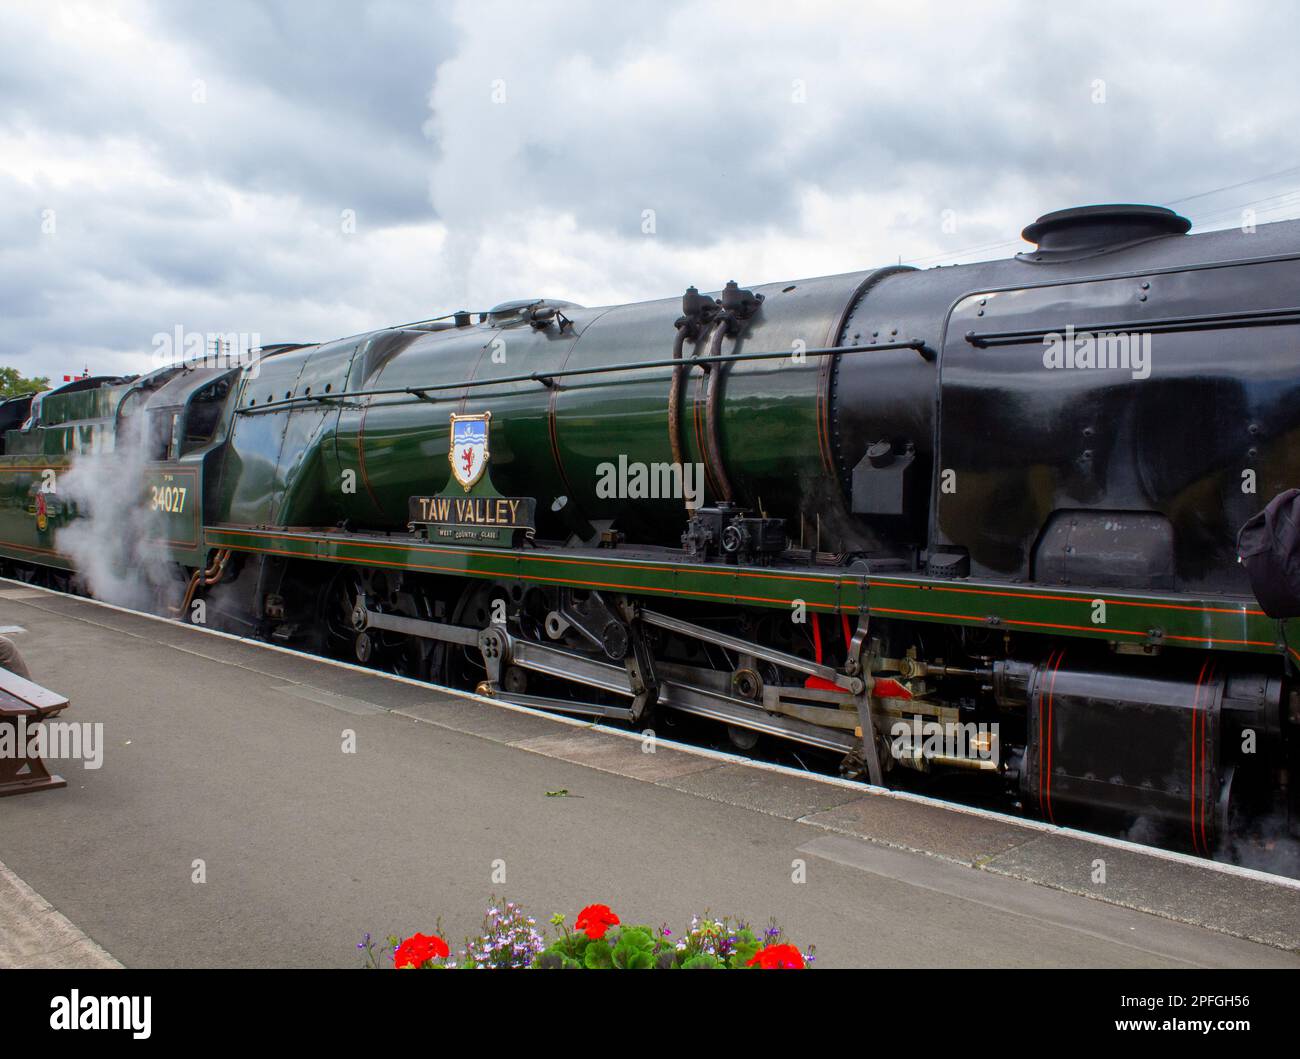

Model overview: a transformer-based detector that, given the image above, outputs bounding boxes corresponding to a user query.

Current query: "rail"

[965,306,1300,347]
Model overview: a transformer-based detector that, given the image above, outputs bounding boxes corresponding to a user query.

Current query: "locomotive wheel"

[442,581,636,716]
[322,567,436,680]
[440,581,505,689]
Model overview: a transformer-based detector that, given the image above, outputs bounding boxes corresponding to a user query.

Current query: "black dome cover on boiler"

[1018,203,1191,262]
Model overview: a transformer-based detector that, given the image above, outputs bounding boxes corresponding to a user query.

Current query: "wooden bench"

[0,667,69,797]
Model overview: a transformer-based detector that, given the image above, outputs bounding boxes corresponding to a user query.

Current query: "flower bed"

[361,898,814,970]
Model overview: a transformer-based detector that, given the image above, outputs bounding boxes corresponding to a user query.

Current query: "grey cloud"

[1,0,458,226]
[2,0,1300,383]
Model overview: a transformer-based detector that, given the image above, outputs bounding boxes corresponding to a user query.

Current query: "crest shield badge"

[449,411,491,491]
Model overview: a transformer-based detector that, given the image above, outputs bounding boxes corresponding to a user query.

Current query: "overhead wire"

[898,164,1300,266]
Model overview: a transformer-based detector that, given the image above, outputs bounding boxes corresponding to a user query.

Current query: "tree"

[0,367,50,400]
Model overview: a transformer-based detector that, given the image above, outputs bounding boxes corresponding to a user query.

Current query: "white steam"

[55,413,176,611]
[1217,813,1300,880]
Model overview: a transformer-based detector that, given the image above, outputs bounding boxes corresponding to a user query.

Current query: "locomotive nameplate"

[408,494,536,546]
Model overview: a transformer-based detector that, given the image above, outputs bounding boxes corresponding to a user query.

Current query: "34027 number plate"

[150,484,188,513]
[142,466,201,556]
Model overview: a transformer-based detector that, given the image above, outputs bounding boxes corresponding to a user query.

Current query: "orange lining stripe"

[203,528,1266,616]
[208,527,844,584]
[204,539,846,609]
[872,605,1147,637]
[355,398,384,517]
[201,529,1276,645]
[0,541,61,557]
[815,353,835,475]
[866,606,1274,646]
[894,581,1264,616]
[1163,633,1274,647]
[0,520,1279,645]
[199,534,1274,648]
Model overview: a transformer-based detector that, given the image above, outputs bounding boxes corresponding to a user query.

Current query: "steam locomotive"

[3,202,1298,857]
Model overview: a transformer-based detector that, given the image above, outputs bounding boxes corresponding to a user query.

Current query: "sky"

[2,0,1300,382]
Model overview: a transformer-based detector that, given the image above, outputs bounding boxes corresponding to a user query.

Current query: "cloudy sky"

[2,0,1299,382]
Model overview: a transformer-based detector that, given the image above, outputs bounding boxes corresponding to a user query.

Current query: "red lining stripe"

[197,529,1278,648]
[194,538,851,608]
[893,581,1265,617]
[1044,650,1063,824]
[201,527,1267,618]
[815,353,835,475]
[1200,663,1215,854]
[1037,650,1058,818]
[1190,659,1209,855]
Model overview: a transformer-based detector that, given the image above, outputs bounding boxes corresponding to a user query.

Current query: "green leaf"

[0,367,49,400]
[611,926,657,968]
[680,953,723,970]
[583,940,614,969]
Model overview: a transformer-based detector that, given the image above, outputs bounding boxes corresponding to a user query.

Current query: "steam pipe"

[702,319,735,503]
[667,327,688,492]
[174,548,232,617]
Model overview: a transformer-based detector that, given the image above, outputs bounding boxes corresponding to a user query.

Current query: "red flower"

[747,943,805,969]
[393,932,450,969]
[574,903,620,940]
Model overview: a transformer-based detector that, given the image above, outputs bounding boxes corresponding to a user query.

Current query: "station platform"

[0,579,1297,969]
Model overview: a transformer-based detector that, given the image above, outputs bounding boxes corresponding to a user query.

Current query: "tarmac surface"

[0,579,1297,969]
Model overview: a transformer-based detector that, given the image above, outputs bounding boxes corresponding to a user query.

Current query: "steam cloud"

[55,414,175,611]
